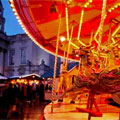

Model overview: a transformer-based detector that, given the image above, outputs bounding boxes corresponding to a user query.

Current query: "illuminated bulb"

[60,36,66,42]
[89,0,92,3]
[9,0,13,3]
[76,54,79,57]
[111,7,114,10]
[109,9,112,12]
[12,8,16,12]
[118,45,120,48]
[14,12,17,15]
[84,4,88,8]
[67,1,70,4]
[22,27,25,30]
[21,25,24,28]
[115,5,118,8]
[18,19,21,22]
[104,14,107,19]
[86,2,89,5]
[19,22,22,25]
[10,4,14,7]
[16,16,19,19]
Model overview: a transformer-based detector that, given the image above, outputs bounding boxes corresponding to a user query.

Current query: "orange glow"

[11,80,16,84]
[34,80,39,84]
[29,80,34,85]
[24,80,28,85]
[16,79,20,83]
[21,79,24,83]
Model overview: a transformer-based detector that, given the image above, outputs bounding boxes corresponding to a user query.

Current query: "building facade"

[0,0,8,76]
[0,1,60,77]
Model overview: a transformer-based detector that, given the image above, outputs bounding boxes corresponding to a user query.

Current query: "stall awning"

[0,75,7,80]
[8,73,42,80]
[41,62,78,78]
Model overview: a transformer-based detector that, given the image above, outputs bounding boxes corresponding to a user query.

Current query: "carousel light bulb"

[19,22,22,25]
[76,54,79,57]
[109,9,112,12]
[67,1,70,4]
[9,0,13,3]
[10,4,14,7]
[12,8,16,12]
[115,5,118,8]
[111,7,114,10]
[16,16,19,19]
[84,4,88,8]
[89,0,92,3]
[60,36,66,42]
[22,27,25,30]
[14,12,18,15]
[18,19,21,23]
[86,2,89,5]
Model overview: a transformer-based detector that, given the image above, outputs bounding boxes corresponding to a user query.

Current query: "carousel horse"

[58,68,120,105]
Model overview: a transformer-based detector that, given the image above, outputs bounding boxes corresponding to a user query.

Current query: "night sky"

[2,0,24,35]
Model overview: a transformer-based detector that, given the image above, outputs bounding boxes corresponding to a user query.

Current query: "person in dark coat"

[3,83,16,119]
[38,81,44,101]
[7,83,15,106]
[27,84,32,102]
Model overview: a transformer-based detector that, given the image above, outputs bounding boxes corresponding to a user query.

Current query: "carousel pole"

[66,25,74,68]
[63,49,66,64]
[51,13,61,113]
[104,23,112,68]
[97,0,107,60]
[77,8,84,41]
[65,4,70,69]
[77,8,86,46]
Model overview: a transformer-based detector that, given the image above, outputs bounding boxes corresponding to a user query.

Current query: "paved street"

[0,98,50,120]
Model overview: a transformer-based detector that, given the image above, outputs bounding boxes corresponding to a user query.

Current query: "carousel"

[9,0,120,120]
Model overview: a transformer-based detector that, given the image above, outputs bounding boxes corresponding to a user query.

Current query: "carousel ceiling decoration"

[9,0,120,68]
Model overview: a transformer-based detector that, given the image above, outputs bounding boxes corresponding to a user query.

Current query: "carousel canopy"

[9,0,120,63]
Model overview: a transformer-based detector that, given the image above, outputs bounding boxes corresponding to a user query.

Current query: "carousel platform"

[44,94,120,120]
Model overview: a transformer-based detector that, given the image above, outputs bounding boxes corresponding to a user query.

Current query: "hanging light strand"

[65,5,69,42]
[109,2,120,12]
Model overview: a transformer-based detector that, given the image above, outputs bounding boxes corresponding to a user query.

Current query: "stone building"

[0,0,8,76]
[0,0,60,77]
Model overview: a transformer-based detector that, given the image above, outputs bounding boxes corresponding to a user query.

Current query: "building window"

[9,49,15,65]
[21,48,26,64]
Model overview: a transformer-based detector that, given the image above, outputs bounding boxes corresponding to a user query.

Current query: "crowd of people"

[2,80,44,118]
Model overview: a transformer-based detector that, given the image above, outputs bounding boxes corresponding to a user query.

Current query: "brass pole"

[51,13,61,113]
